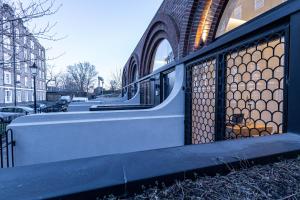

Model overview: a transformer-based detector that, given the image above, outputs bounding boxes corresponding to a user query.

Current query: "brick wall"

[122,0,228,86]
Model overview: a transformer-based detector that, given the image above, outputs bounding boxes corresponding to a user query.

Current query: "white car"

[60,96,72,103]
[0,106,34,122]
[72,97,88,102]
[0,106,34,116]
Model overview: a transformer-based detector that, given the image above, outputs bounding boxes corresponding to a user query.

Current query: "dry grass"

[102,157,300,200]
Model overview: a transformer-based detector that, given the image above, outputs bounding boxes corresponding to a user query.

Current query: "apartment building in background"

[0,3,46,106]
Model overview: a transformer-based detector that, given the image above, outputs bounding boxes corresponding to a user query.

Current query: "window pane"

[163,70,176,100]
[4,91,12,104]
[151,39,174,71]
[216,0,287,37]
[4,71,11,84]
[17,91,22,102]
[132,65,138,82]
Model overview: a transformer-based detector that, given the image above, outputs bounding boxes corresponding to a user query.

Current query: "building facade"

[122,0,287,84]
[121,0,290,144]
[0,3,46,106]
[5,0,300,168]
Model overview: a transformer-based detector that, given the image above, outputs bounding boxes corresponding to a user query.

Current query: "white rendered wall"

[9,64,185,166]
[67,87,141,112]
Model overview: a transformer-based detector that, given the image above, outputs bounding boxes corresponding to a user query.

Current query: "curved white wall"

[9,64,185,166]
[67,87,141,112]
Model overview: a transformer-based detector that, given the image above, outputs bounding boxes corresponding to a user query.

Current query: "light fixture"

[194,0,213,48]
[30,62,38,114]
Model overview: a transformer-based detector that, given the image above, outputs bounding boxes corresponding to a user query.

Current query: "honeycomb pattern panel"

[225,34,285,139]
[191,59,216,144]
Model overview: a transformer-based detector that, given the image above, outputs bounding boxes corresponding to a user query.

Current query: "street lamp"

[101,80,104,95]
[30,62,38,114]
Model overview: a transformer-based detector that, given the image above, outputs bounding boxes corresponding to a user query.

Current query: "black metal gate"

[185,25,289,145]
[0,128,15,168]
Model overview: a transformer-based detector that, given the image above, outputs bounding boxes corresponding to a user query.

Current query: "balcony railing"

[122,64,176,107]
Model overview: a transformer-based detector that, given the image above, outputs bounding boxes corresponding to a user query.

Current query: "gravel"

[102,157,300,200]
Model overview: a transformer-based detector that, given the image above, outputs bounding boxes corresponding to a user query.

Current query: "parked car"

[72,97,88,103]
[0,106,34,122]
[0,106,34,115]
[0,112,22,123]
[60,96,72,103]
[42,100,68,113]
[28,103,47,113]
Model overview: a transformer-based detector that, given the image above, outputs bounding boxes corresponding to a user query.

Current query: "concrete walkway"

[0,133,299,199]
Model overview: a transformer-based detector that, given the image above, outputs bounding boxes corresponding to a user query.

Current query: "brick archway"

[121,0,230,82]
[128,53,139,83]
[122,68,128,88]
[181,0,227,56]
[140,13,180,76]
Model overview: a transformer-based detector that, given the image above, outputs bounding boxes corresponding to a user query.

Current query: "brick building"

[121,0,289,143]
[4,0,300,179]
[0,3,47,106]
[122,0,226,84]
[121,0,286,89]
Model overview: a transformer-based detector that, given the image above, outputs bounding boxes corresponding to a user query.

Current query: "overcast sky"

[24,0,163,86]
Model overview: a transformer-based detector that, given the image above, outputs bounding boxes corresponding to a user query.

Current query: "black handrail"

[89,104,153,111]
[122,64,177,90]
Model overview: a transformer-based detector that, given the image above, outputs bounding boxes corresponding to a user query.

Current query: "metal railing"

[122,64,176,106]
[0,128,15,168]
[90,104,153,111]
[121,1,299,145]
[0,121,8,136]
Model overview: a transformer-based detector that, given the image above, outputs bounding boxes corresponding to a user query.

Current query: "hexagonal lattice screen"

[225,36,285,139]
[191,59,216,144]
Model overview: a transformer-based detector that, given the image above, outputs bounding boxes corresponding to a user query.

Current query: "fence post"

[0,131,3,168]
[215,54,226,141]
[184,64,193,145]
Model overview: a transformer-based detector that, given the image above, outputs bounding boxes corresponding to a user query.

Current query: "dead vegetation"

[102,157,300,200]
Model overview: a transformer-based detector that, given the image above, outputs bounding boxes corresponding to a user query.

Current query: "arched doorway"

[145,39,176,105]
[216,0,287,37]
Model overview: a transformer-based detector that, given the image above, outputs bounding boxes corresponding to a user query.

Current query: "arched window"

[128,64,139,99]
[150,39,174,72]
[131,64,138,83]
[216,0,287,37]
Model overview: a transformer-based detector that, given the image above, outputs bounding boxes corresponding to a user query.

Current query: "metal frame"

[187,57,217,144]
[288,11,300,133]
[0,128,15,168]
[185,16,290,144]
[160,67,175,102]
[119,0,300,144]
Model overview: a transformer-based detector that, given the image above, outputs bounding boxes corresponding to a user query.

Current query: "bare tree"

[110,67,122,91]
[1,0,62,40]
[109,80,117,92]
[0,0,63,67]
[57,73,76,91]
[46,65,60,89]
[67,62,98,94]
